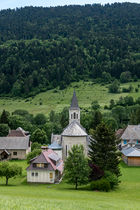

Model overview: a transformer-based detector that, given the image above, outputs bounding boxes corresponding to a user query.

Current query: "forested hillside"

[0,3,139,96]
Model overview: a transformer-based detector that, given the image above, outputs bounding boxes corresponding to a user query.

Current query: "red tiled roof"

[7,130,26,137]
[43,149,63,173]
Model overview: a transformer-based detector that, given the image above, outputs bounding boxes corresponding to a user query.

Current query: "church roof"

[70,91,79,109]
[61,121,87,137]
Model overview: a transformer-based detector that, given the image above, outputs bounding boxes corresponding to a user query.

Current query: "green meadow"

[0,81,140,116]
[0,161,140,210]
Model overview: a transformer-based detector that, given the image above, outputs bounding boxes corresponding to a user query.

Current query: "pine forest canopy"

[0,3,139,97]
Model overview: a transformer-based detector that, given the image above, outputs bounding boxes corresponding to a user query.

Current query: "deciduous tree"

[64,145,90,190]
[0,162,22,185]
[31,128,48,144]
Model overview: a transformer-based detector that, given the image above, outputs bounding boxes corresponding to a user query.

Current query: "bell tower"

[69,91,80,124]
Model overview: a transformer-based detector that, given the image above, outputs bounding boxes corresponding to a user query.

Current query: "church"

[49,91,89,160]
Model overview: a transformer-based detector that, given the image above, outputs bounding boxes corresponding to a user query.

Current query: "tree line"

[0,3,139,96]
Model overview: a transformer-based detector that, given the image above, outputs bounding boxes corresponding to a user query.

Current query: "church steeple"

[69,91,80,124]
[71,90,79,109]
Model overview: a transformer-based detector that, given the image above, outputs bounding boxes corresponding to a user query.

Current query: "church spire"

[70,90,79,109]
[69,90,80,124]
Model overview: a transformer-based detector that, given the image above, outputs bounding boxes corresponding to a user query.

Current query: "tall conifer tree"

[89,122,120,177]
[0,110,9,124]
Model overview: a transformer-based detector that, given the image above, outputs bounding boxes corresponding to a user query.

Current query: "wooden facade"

[122,154,140,166]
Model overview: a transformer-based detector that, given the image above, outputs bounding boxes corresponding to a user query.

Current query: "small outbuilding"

[26,149,63,183]
[122,146,140,166]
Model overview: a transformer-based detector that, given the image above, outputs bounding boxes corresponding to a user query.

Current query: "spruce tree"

[0,110,9,124]
[89,122,120,177]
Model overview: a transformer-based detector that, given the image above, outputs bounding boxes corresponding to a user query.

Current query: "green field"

[0,81,140,116]
[0,161,140,210]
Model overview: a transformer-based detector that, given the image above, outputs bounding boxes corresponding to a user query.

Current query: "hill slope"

[0,3,139,96]
[0,81,140,115]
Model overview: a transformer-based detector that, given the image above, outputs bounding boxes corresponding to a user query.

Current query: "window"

[66,145,67,157]
[35,172,38,176]
[50,172,53,179]
[44,163,47,168]
[13,152,17,156]
[137,140,140,144]
[36,163,44,168]
[71,114,73,119]
[33,163,36,168]
[74,112,76,119]
[77,114,78,119]
[123,140,127,145]
[32,172,34,176]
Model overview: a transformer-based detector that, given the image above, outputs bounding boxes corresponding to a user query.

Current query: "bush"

[31,142,41,151]
[26,149,41,163]
[120,71,132,83]
[0,124,9,136]
[108,79,120,93]
[90,178,111,192]
[122,87,130,93]
[89,162,104,181]
[104,171,120,189]
[104,105,108,110]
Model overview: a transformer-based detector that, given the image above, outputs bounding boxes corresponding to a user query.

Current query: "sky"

[0,0,139,10]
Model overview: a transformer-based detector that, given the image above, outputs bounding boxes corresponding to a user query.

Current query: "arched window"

[74,112,76,119]
[77,114,78,119]
[66,145,67,157]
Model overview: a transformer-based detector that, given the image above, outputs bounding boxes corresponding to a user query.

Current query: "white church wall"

[69,109,80,124]
[62,136,87,160]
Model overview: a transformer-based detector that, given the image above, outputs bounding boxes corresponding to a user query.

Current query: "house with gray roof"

[121,146,140,166]
[51,91,89,160]
[120,125,140,166]
[0,136,31,160]
[120,125,140,148]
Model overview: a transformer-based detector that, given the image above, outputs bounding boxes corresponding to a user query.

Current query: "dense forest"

[0,3,139,96]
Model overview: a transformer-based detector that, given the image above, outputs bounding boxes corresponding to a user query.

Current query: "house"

[120,125,140,148]
[8,127,29,137]
[0,127,31,160]
[26,149,63,183]
[122,146,140,166]
[51,91,89,160]
[120,125,140,166]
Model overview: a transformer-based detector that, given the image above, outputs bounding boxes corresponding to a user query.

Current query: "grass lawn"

[0,161,140,209]
[0,80,140,116]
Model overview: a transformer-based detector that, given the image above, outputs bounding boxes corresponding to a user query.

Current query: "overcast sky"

[0,0,139,10]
